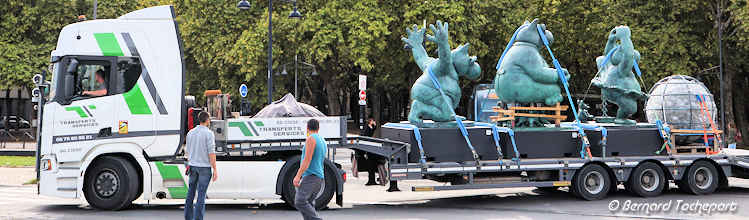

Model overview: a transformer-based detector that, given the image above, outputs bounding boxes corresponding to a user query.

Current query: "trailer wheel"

[626,162,665,197]
[678,161,719,195]
[281,157,336,210]
[83,156,139,210]
[571,164,611,200]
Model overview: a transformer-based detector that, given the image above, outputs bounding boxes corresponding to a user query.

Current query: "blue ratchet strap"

[496,126,519,161]
[633,59,643,77]
[383,123,428,168]
[655,120,673,155]
[578,124,608,159]
[496,25,523,70]
[597,45,620,70]
[536,26,592,159]
[598,45,645,84]
[475,122,520,162]
[474,122,503,165]
[695,95,711,149]
[427,65,481,164]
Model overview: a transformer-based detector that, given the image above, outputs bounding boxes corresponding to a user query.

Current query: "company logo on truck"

[226,117,341,140]
[228,120,305,137]
[61,105,100,128]
[228,121,263,137]
[65,105,96,118]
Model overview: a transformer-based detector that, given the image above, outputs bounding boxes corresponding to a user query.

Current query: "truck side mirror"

[59,58,79,104]
[62,74,75,102]
[66,58,79,74]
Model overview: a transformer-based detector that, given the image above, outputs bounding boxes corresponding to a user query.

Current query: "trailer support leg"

[366,169,378,185]
[387,180,400,192]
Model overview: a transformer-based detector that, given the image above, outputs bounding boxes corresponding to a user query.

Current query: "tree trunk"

[733,76,749,147]
[724,67,736,146]
[324,80,341,115]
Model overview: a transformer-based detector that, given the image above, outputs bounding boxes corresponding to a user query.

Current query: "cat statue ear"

[529,19,539,28]
[458,43,470,54]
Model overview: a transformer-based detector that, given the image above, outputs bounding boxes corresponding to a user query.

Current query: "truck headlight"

[41,159,52,171]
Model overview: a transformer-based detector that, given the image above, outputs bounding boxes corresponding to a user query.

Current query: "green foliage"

[0,156,35,167]
[1,0,747,125]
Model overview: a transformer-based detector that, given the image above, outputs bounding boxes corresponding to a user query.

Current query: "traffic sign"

[359,75,367,91]
[359,90,366,100]
[358,100,366,105]
[239,84,248,98]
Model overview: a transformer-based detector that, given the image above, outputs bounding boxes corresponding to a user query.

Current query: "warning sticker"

[119,121,128,134]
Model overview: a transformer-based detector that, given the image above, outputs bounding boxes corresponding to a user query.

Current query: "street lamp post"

[280,56,316,98]
[237,0,302,104]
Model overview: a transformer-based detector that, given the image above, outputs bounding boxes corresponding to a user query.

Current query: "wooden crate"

[669,129,722,155]
[490,103,568,126]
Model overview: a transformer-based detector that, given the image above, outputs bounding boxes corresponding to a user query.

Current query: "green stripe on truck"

[93,33,125,56]
[228,122,253,136]
[64,106,88,118]
[154,162,187,199]
[122,84,153,115]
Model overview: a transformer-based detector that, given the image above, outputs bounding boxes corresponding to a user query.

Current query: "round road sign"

[239,84,248,98]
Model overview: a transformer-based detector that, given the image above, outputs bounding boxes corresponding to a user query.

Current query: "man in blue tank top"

[294,119,327,220]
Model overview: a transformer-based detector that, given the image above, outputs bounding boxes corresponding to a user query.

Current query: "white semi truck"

[33,6,347,210]
[33,5,749,212]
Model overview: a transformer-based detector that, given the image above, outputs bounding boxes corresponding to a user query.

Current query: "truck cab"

[36,6,345,211]
[37,5,185,209]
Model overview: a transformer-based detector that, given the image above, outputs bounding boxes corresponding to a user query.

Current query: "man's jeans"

[185,166,211,220]
[295,175,325,220]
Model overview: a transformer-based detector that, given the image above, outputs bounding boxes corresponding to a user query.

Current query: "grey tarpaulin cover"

[252,93,326,118]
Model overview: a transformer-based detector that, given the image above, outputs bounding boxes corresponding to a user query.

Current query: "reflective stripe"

[93,33,124,56]
[154,162,187,199]
[122,84,152,115]
[121,32,168,115]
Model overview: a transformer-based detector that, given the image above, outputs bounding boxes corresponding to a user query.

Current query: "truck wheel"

[83,156,139,210]
[678,161,719,195]
[571,164,611,200]
[626,162,665,197]
[281,158,336,210]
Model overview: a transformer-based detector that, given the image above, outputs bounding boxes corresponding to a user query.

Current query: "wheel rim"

[583,171,604,194]
[94,169,119,198]
[640,168,660,192]
[694,167,713,190]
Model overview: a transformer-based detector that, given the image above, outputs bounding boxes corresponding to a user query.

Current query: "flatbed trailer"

[345,134,749,200]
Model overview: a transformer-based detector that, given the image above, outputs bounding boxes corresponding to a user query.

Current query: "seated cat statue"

[494,19,570,106]
[401,21,481,127]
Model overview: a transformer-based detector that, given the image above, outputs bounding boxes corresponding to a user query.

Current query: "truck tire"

[626,162,665,197]
[83,156,139,210]
[281,157,336,210]
[571,164,611,200]
[678,160,719,195]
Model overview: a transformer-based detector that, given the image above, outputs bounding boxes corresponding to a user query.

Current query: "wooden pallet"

[675,145,708,154]
[669,129,722,155]
[490,103,568,126]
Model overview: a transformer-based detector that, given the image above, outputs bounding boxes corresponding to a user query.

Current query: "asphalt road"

[3,149,749,220]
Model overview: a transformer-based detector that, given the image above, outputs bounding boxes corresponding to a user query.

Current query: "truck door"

[50,56,117,162]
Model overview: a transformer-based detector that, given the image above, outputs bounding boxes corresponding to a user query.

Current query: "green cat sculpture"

[592,26,647,125]
[401,21,481,127]
[494,19,570,106]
